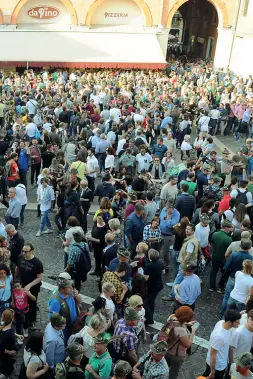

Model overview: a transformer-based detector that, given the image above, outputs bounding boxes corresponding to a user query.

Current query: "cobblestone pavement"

[3,209,224,379]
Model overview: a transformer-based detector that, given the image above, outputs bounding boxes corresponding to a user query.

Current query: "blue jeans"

[20,204,26,225]
[227,296,245,312]
[169,267,184,298]
[39,209,51,232]
[232,173,243,186]
[219,277,235,318]
[172,250,180,279]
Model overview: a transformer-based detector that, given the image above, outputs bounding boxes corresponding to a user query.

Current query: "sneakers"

[36,231,42,237]
[217,288,224,294]
[43,229,53,234]
[209,288,215,292]
[166,282,174,287]
[162,296,175,302]
[23,329,28,338]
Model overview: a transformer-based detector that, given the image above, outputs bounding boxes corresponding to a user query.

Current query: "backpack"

[72,243,91,280]
[5,159,13,177]
[101,210,111,224]
[55,357,84,379]
[204,185,220,201]
[186,123,192,135]
[157,319,181,355]
[236,189,249,205]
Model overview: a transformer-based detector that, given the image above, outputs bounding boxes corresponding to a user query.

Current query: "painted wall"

[90,0,143,26]
[16,0,71,25]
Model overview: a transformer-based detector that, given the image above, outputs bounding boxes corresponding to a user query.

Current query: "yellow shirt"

[70,160,87,180]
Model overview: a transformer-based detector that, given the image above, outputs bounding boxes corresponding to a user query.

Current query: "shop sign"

[27,6,60,20]
[104,12,128,18]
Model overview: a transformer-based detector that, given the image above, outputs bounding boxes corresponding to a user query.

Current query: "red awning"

[0,61,166,69]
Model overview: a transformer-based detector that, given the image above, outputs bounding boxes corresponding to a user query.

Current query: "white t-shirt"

[230,271,253,303]
[223,210,234,222]
[105,155,115,170]
[136,153,153,173]
[195,223,210,248]
[101,294,115,321]
[87,155,99,178]
[230,324,253,359]
[64,226,84,254]
[25,122,37,138]
[206,320,232,371]
[181,141,192,151]
[15,184,27,205]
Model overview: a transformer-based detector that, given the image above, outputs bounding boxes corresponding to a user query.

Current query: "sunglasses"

[136,304,143,308]
[22,249,31,253]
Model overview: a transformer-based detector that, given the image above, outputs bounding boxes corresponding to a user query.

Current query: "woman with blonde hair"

[68,314,107,365]
[108,218,122,247]
[101,282,116,321]
[227,259,253,312]
[128,295,146,345]
[0,309,23,377]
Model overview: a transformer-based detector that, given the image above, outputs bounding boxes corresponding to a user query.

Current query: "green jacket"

[211,230,232,266]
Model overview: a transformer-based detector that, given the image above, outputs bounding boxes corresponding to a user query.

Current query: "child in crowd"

[12,280,36,339]
[132,242,149,277]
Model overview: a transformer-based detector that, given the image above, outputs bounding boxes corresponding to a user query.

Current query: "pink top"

[13,289,29,312]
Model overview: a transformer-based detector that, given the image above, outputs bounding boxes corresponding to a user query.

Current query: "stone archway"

[166,0,228,29]
[11,0,78,25]
[85,0,153,27]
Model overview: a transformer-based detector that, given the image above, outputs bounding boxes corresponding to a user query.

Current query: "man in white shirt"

[43,117,53,133]
[25,117,37,139]
[36,178,55,237]
[26,97,38,116]
[230,180,253,207]
[136,147,153,174]
[195,213,211,256]
[87,148,99,195]
[204,309,241,379]
[133,110,144,124]
[110,105,121,124]
[230,310,253,360]
[90,90,100,106]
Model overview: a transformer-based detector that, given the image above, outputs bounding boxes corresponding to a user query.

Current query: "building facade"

[0,0,251,76]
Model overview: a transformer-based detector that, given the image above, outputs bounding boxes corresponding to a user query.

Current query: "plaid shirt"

[113,318,137,355]
[143,224,162,243]
[101,271,122,302]
[139,352,169,379]
[68,242,86,266]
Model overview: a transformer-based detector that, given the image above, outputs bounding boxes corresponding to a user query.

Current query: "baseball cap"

[180,263,197,272]
[57,272,73,288]
[222,148,230,155]
[150,340,168,355]
[124,307,140,321]
[50,313,66,328]
[222,184,230,191]
[128,192,137,202]
[117,247,130,258]
[114,360,132,378]
[199,213,211,224]
[236,352,253,368]
[66,343,84,356]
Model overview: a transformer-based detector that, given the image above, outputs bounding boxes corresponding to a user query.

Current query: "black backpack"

[72,243,91,280]
[204,185,220,201]
[236,189,249,205]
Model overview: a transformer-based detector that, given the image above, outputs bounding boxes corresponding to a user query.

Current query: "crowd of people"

[0,62,252,379]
